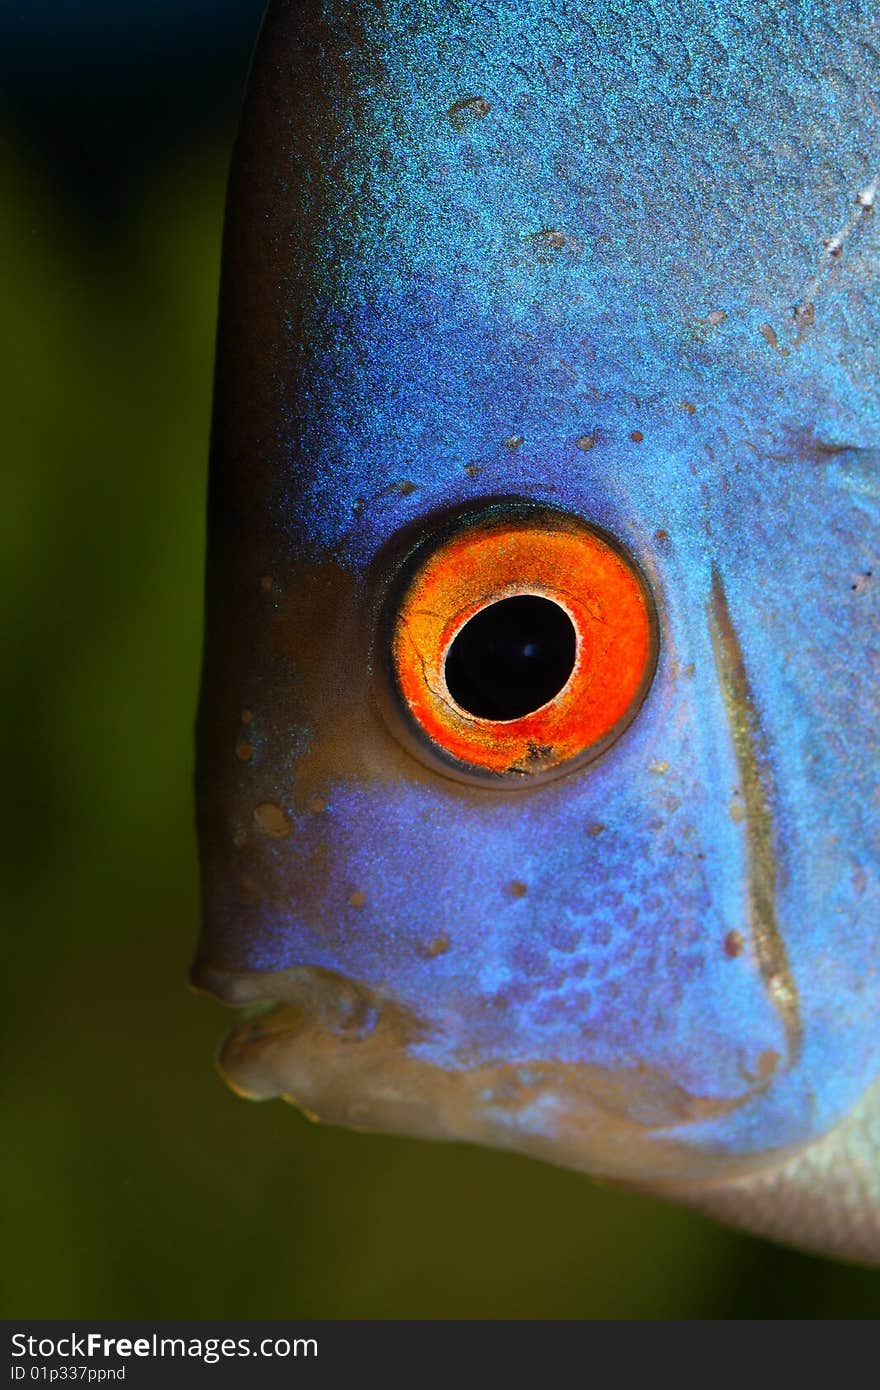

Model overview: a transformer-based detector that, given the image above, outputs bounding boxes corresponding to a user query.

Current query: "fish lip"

[190,961,404,1043]
[189,961,278,1007]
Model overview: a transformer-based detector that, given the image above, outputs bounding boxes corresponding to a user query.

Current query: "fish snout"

[191,960,801,1185]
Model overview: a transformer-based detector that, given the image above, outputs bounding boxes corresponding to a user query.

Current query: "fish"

[193,0,880,1265]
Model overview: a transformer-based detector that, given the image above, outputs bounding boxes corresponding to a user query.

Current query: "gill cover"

[195,0,880,1263]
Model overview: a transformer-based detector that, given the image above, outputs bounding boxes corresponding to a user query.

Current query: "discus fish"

[194,0,880,1264]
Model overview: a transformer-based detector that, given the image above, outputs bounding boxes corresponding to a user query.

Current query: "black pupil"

[444,595,577,721]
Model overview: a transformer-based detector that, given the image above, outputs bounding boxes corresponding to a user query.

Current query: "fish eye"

[377,500,658,784]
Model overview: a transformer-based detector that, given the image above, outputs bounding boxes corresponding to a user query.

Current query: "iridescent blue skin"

[195,0,880,1259]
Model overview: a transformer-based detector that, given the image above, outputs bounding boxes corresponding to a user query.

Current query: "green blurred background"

[2,1,878,1320]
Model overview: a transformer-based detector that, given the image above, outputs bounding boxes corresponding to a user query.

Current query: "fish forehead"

[257,0,879,554]
[198,0,880,1166]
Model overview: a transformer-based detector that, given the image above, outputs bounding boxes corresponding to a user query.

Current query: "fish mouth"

[192,959,793,1185]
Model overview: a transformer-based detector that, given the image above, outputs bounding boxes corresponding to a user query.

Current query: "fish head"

[194,0,880,1258]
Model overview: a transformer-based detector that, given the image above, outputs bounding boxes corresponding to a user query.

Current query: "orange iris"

[382,502,657,783]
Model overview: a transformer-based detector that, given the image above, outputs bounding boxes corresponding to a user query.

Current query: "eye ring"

[376,499,659,786]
